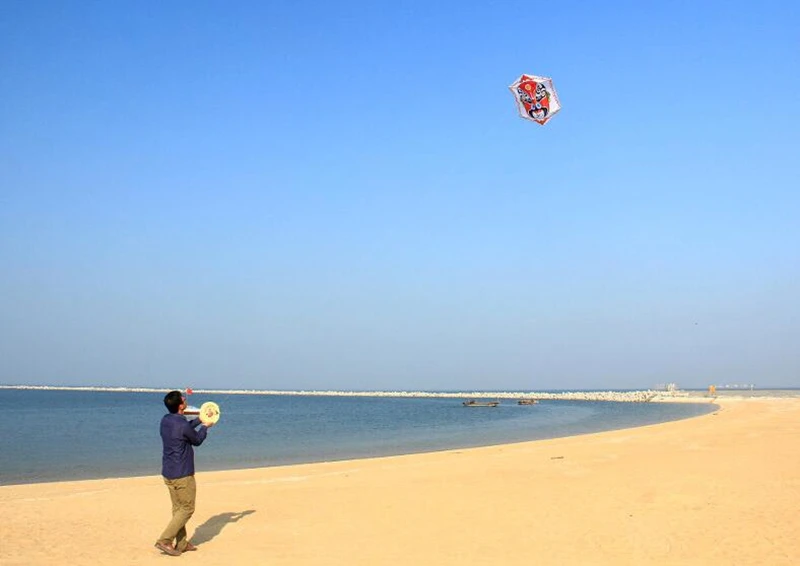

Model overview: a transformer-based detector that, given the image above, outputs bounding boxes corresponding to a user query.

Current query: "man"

[154,390,213,556]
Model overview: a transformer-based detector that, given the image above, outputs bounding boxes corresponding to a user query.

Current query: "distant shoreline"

[0,383,698,403]
[3,383,796,403]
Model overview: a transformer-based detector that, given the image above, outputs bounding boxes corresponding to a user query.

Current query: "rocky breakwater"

[439,390,661,403]
[212,389,664,403]
[0,385,674,402]
[517,390,660,402]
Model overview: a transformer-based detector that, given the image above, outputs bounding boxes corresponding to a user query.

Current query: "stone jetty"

[1,384,670,402]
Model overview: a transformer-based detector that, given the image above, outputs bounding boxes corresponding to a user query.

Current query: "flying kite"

[509,74,561,125]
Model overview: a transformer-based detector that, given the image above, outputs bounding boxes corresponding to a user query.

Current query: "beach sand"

[2,397,798,565]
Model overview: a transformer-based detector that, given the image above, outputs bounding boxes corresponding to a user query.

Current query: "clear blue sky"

[1,1,798,390]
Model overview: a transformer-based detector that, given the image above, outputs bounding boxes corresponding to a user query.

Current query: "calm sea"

[0,389,718,486]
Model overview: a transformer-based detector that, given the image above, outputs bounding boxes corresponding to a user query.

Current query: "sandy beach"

[2,397,798,566]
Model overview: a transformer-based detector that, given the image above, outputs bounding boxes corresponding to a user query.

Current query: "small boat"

[463,400,500,407]
[518,399,539,405]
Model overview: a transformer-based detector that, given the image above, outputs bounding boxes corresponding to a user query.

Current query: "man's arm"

[183,419,209,446]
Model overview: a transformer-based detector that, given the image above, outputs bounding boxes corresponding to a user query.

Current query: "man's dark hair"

[164,390,184,414]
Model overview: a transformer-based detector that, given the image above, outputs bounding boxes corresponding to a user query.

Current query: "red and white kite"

[509,74,561,125]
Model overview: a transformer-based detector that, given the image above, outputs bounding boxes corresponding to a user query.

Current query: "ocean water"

[0,389,717,486]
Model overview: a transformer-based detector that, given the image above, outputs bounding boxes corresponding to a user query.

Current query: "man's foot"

[182,542,198,551]
[154,542,181,556]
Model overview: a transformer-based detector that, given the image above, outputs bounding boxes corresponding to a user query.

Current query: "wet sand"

[2,397,798,565]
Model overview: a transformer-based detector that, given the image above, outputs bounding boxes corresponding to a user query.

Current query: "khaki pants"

[157,475,196,551]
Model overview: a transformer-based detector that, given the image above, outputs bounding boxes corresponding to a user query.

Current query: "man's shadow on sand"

[192,510,256,545]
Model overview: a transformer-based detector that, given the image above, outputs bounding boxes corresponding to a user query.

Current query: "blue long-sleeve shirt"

[160,413,208,479]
